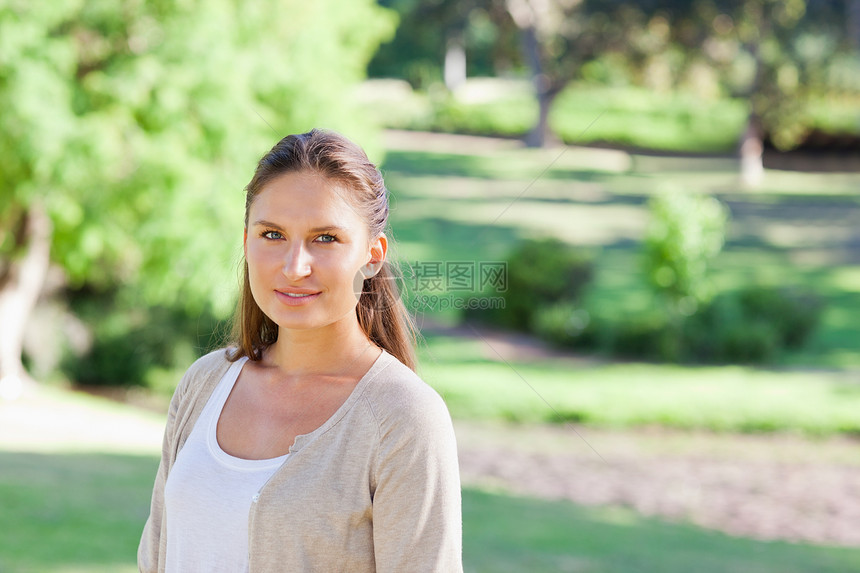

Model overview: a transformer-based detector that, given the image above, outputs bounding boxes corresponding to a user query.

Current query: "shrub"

[610,316,677,361]
[643,190,728,317]
[61,289,223,387]
[531,301,603,350]
[535,286,824,365]
[681,286,824,364]
[474,238,594,331]
[737,287,823,349]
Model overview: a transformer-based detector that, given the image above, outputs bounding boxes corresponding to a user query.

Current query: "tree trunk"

[444,34,467,92]
[505,0,567,148]
[739,26,765,189]
[525,86,560,148]
[739,113,764,188]
[849,0,860,50]
[518,23,558,148]
[0,203,52,398]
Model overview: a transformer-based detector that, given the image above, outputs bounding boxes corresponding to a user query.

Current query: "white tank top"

[164,356,289,573]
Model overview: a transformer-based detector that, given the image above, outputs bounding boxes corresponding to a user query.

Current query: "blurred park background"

[1,0,860,571]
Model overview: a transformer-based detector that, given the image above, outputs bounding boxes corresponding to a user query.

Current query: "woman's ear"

[362,233,388,278]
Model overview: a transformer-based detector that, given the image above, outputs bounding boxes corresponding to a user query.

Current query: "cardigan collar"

[288,349,394,454]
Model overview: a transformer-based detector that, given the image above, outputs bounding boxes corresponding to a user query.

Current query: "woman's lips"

[275,290,321,306]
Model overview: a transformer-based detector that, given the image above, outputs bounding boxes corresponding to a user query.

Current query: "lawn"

[463,488,860,573]
[416,332,860,435]
[1,388,859,573]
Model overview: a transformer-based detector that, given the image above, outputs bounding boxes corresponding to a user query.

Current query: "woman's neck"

[264,315,376,377]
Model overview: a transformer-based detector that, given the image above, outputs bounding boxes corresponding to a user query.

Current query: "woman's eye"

[262,230,283,240]
[316,234,337,243]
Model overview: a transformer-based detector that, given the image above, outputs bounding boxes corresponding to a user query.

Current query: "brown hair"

[227,129,417,370]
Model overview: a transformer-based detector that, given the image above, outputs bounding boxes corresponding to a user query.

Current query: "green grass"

[0,451,157,573]
[464,488,860,573]
[2,447,859,573]
[417,333,860,435]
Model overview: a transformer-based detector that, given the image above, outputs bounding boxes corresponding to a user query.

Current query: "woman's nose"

[282,243,312,280]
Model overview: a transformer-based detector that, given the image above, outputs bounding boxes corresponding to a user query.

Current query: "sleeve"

[137,370,189,573]
[371,385,463,573]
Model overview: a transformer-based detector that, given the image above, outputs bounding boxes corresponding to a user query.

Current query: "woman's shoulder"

[363,351,452,428]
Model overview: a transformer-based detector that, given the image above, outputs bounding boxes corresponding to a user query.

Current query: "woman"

[138,129,463,572]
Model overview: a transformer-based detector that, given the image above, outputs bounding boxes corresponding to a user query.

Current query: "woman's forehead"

[250,171,363,228]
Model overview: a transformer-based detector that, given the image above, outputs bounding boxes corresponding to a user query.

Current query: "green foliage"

[368,0,520,88]
[432,92,537,137]
[531,301,602,350]
[643,190,728,315]
[1,0,395,315]
[61,289,224,387]
[680,286,824,364]
[368,0,860,152]
[1,0,397,385]
[478,238,594,331]
[568,286,825,365]
[550,85,749,152]
[464,196,820,366]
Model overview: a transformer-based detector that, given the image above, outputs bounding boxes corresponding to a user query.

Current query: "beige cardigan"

[138,348,462,572]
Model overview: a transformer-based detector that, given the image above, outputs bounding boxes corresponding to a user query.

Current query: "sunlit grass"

[417,334,860,435]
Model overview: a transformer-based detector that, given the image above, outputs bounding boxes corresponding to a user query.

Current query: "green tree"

[369,0,519,89]
[0,0,395,391]
[681,0,854,185]
[503,0,656,147]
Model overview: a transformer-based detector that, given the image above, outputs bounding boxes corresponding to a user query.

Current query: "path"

[456,420,860,547]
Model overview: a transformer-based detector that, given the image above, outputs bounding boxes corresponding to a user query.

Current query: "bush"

[531,301,603,350]
[610,316,678,361]
[473,238,594,331]
[643,190,728,316]
[737,287,823,349]
[681,286,824,364]
[531,285,823,365]
[61,289,224,387]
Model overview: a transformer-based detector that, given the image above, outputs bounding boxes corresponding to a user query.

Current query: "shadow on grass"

[391,216,525,263]
[2,450,859,573]
[383,149,628,183]
[383,150,505,178]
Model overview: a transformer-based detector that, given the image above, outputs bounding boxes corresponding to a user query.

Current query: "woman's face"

[244,170,386,333]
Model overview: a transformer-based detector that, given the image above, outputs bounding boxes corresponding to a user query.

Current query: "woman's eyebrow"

[251,220,347,234]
